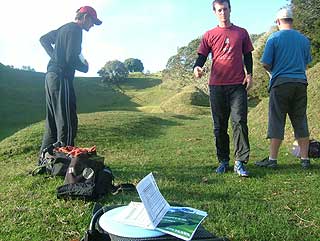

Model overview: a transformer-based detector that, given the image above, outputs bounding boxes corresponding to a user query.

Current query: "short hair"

[75,9,86,21]
[212,0,231,11]
[280,18,293,24]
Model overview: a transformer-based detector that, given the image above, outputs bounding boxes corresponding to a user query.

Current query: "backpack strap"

[31,156,55,176]
[32,141,65,176]
[110,183,136,195]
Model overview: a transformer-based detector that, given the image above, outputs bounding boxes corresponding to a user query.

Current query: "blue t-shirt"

[261,29,312,89]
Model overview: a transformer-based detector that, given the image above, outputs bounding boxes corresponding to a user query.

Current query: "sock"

[268,157,277,161]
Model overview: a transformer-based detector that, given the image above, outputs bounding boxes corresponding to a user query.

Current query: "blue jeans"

[209,84,250,163]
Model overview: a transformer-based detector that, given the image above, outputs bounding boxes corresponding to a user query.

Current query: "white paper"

[136,173,170,228]
[114,173,207,240]
[114,202,155,229]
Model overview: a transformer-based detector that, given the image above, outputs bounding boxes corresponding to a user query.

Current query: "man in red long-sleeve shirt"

[194,0,253,177]
[38,6,102,162]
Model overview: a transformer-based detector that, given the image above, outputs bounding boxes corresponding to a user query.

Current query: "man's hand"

[194,66,204,78]
[243,74,253,91]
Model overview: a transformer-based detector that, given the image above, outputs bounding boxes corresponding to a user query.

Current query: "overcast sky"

[0,0,288,76]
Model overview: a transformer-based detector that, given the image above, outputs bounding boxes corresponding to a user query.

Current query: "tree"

[250,33,265,45]
[124,58,144,72]
[290,0,320,65]
[21,65,36,72]
[163,38,210,93]
[98,60,129,84]
[166,38,200,71]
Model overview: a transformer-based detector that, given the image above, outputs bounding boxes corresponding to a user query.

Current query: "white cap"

[276,8,293,20]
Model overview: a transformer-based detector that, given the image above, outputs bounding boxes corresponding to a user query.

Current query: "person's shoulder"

[231,24,248,33]
[268,31,280,40]
[60,22,81,32]
[230,25,252,38]
[294,30,310,41]
[202,26,219,38]
[59,22,73,28]
[270,31,279,37]
[205,26,219,34]
[263,32,277,45]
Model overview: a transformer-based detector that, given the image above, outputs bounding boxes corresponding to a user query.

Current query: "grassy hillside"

[0,68,159,140]
[0,65,320,240]
[0,67,209,140]
[0,67,45,139]
[160,85,210,115]
[306,62,320,138]
[1,112,320,241]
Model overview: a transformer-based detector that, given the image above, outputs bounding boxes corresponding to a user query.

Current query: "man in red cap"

[38,6,102,163]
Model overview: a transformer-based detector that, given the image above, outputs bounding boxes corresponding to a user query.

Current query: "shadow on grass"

[121,77,162,90]
[76,79,141,113]
[247,162,320,178]
[171,115,199,120]
[248,96,261,108]
[111,160,320,203]
[78,115,181,145]
[108,116,179,140]
[0,72,156,141]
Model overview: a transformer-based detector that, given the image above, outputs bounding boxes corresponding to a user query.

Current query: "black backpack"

[55,149,135,200]
[32,142,129,200]
[309,139,320,158]
[56,153,116,200]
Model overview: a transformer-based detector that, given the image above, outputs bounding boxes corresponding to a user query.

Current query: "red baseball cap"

[78,6,102,25]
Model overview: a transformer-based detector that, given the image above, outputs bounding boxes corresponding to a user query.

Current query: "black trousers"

[40,71,78,152]
[209,84,250,163]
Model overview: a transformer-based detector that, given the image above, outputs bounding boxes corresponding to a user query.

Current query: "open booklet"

[114,173,208,241]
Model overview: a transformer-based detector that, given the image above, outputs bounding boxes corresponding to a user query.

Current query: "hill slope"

[0,68,155,140]
[1,110,320,240]
[0,64,320,241]
[0,67,210,140]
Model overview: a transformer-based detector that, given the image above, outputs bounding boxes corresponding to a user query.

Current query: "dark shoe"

[255,157,277,168]
[234,161,249,177]
[301,159,311,169]
[215,161,229,174]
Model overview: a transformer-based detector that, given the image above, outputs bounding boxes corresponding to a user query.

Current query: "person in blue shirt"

[256,8,312,169]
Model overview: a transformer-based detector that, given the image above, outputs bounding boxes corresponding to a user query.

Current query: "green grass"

[1,65,320,240]
[0,69,160,140]
[1,112,320,241]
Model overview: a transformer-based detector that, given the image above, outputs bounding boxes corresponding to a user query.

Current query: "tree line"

[12,0,318,89]
[290,0,320,65]
[98,58,144,84]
